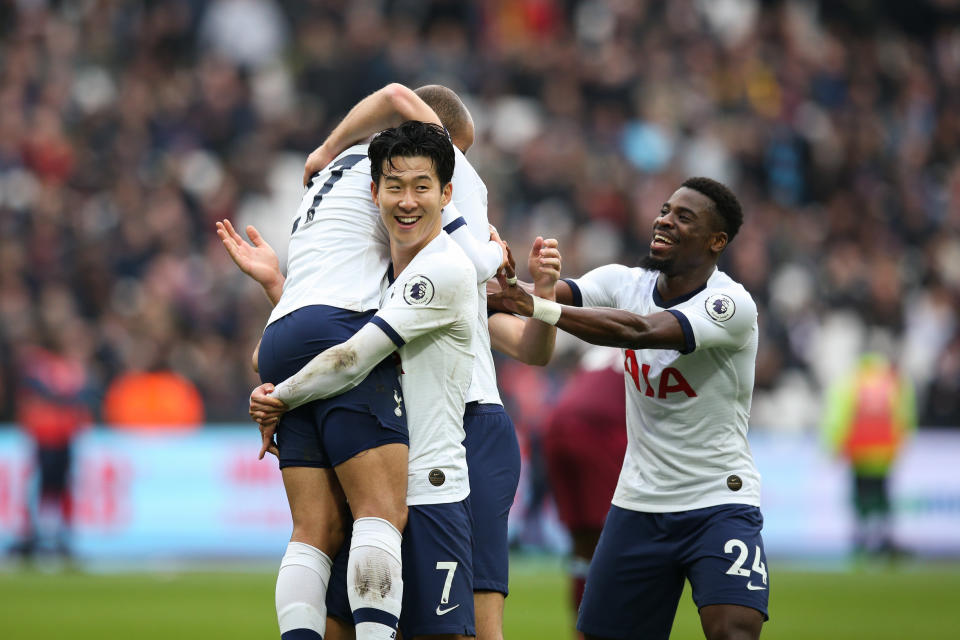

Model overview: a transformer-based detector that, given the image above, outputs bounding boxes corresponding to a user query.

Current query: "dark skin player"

[490,183,765,640]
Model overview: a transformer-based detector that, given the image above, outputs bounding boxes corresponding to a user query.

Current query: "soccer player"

[541,346,627,636]
[298,83,553,640]
[491,177,769,640]
[224,83,557,640]
[249,120,491,640]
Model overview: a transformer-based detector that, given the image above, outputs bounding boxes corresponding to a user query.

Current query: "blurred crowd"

[1,0,959,432]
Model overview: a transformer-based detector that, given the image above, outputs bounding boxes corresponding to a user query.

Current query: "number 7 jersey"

[564,265,761,513]
[267,145,389,327]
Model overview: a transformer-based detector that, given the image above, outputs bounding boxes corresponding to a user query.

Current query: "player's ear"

[709,230,728,255]
[371,180,380,207]
[440,182,452,208]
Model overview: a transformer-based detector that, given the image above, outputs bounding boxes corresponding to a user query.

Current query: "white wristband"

[531,296,562,325]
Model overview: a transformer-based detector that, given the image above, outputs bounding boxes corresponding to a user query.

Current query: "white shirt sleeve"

[564,264,633,308]
[373,259,474,346]
[441,202,503,283]
[672,287,757,352]
[271,323,398,410]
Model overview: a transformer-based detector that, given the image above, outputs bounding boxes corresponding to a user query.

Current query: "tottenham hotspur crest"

[403,275,435,306]
[705,293,735,322]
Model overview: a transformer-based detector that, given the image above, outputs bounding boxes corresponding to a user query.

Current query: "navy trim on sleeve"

[443,216,467,234]
[562,278,583,307]
[667,309,696,354]
[370,316,405,348]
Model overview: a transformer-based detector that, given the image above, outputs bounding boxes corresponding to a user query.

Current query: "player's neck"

[390,227,441,276]
[656,263,716,301]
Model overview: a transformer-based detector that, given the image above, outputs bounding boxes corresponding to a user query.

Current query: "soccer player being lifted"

[492,177,769,640]
[221,84,558,640]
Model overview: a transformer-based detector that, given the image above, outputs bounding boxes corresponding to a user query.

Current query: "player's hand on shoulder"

[303,145,335,186]
[530,237,561,297]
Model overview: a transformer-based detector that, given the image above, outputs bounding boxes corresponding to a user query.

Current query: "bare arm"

[216,219,284,306]
[488,237,560,365]
[269,323,397,411]
[303,83,442,184]
[494,283,687,351]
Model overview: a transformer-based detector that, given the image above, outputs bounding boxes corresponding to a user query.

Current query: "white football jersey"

[268,143,506,410]
[372,232,478,505]
[566,266,760,512]
[267,145,388,326]
[442,145,502,406]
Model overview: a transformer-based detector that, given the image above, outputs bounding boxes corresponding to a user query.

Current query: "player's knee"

[352,502,408,533]
[701,607,763,640]
[290,516,346,554]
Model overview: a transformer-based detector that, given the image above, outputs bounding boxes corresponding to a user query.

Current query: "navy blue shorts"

[258,305,407,469]
[463,402,520,595]
[578,503,770,640]
[327,501,475,637]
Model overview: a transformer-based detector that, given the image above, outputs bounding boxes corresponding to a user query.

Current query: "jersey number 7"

[292,154,366,234]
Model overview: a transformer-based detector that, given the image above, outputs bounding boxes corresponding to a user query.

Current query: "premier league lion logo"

[403,275,435,306]
[704,293,735,322]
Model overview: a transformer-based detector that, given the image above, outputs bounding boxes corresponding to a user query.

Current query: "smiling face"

[643,186,729,276]
[371,154,452,259]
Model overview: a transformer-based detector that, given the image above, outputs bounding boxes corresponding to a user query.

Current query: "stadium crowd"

[0,0,958,433]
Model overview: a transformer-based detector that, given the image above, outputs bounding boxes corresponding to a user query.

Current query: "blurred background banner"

[2,426,959,562]
[0,427,290,561]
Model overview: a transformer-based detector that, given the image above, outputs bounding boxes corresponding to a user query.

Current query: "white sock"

[276,541,332,639]
[347,517,403,640]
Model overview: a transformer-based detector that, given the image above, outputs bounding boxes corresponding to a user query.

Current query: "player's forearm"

[511,317,556,366]
[263,274,285,306]
[323,84,440,158]
[513,282,558,365]
[271,325,396,410]
[552,306,684,351]
[449,226,504,282]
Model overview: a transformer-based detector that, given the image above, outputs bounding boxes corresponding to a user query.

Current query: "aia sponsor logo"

[624,349,697,399]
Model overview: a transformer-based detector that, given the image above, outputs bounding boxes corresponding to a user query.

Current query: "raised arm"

[442,204,507,282]
[303,83,442,184]
[216,219,284,305]
[489,237,561,365]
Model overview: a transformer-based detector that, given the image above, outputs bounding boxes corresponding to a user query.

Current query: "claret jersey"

[564,266,761,512]
[372,232,478,505]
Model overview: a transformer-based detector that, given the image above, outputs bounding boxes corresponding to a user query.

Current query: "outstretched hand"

[216,220,282,288]
[492,268,534,317]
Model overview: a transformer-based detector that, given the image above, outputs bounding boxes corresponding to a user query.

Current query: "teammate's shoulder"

[419,234,476,282]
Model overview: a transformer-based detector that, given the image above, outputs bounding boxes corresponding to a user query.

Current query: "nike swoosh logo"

[436,604,460,616]
[746,582,767,591]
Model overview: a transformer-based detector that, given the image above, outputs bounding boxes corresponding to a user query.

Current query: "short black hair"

[414,85,473,147]
[368,120,455,186]
[681,176,743,243]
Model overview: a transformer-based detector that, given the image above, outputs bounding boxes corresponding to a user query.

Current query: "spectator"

[822,352,917,557]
